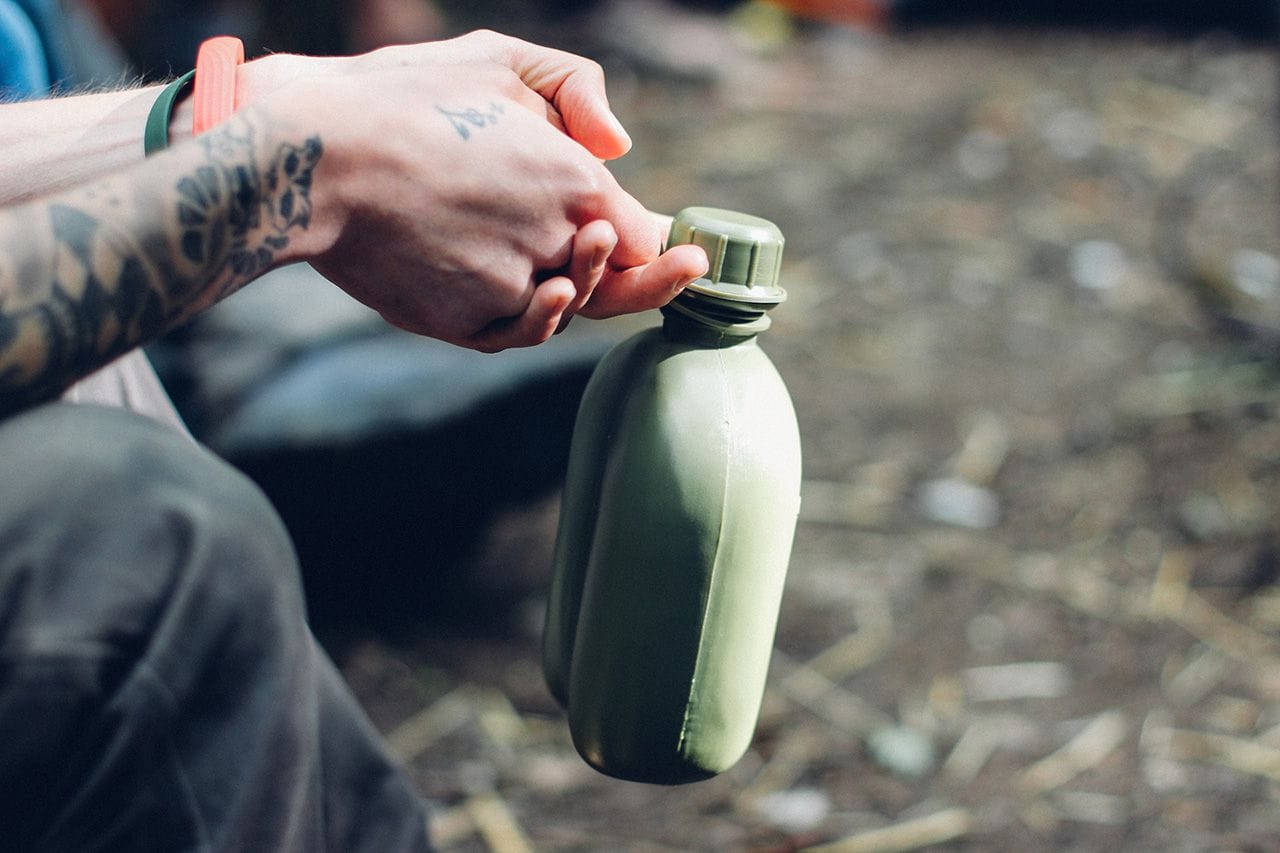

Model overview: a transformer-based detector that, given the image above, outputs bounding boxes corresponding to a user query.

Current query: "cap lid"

[668,207,786,305]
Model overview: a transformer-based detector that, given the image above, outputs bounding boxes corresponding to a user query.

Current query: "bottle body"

[543,320,801,784]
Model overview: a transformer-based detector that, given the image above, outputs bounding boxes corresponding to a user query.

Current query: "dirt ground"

[327,17,1280,852]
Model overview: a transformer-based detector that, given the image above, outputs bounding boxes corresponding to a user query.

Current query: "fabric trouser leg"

[0,402,429,852]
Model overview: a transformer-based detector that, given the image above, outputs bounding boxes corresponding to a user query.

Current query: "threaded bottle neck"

[660,290,772,345]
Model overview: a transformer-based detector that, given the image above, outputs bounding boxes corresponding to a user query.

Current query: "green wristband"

[143,69,196,156]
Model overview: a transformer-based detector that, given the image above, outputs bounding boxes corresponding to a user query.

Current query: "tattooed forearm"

[0,119,322,416]
[177,129,321,287]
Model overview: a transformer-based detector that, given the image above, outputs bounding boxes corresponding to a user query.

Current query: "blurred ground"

[329,17,1280,852]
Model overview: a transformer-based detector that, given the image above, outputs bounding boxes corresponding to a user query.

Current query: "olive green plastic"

[667,205,786,303]
[144,69,195,156]
[542,207,801,784]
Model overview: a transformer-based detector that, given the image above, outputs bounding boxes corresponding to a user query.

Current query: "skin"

[0,30,709,417]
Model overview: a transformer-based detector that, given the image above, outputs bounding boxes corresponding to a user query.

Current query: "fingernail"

[686,260,709,287]
[590,244,610,273]
[606,112,632,152]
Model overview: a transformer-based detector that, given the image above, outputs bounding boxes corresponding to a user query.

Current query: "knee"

[0,403,304,660]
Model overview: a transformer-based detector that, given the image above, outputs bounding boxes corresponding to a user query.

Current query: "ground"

[326,16,1280,852]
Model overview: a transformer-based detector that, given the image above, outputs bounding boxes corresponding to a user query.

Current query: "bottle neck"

[660,289,773,346]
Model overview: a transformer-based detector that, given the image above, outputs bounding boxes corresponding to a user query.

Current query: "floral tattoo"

[0,119,323,416]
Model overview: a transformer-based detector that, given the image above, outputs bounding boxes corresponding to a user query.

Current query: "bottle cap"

[668,207,786,305]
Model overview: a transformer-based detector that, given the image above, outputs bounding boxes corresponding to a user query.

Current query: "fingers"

[579,244,709,320]
[566,219,617,316]
[465,230,699,352]
[468,275,576,353]
[580,173,664,270]
[446,230,705,352]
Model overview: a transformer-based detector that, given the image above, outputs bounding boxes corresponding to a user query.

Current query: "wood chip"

[1049,790,1128,825]
[948,410,1010,486]
[1147,549,1193,619]
[964,662,1072,702]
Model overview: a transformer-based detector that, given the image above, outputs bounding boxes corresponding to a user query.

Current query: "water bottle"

[542,206,802,784]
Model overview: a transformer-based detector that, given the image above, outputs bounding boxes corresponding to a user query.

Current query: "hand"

[249,32,707,351]
[347,30,635,160]
[241,30,634,160]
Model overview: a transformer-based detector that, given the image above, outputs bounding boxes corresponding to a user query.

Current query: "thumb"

[501,42,632,159]
[551,76,632,160]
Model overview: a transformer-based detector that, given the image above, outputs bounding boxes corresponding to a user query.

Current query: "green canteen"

[542,207,802,784]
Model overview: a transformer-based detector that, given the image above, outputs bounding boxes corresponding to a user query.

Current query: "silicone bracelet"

[192,36,244,135]
[143,69,196,156]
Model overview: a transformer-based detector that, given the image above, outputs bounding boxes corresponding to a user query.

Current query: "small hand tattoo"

[437,102,505,141]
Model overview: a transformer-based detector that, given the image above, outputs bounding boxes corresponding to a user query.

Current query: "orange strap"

[192,36,245,135]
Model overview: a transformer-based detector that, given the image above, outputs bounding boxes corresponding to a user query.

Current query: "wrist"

[237,52,334,110]
[247,106,344,268]
[159,52,320,151]
[242,65,357,267]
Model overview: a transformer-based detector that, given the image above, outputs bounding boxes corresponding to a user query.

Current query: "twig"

[429,805,476,849]
[1174,589,1280,664]
[772,650,894,735]
[1018,710,1128,795]
[803,589,894,682]
[467,792,535,853]
[1160,645,1230,707]
[385,687,475,764]
[474,687,528,749]
[941,725,1000,784]
[1116,362,1280,421]
[1166,729,1280,783]
[801,807,973,853]
[739,725,827,803]
[920,532,1135,622]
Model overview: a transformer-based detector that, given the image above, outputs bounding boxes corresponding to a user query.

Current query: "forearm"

[0,86,165,204]
[0,55,309,205]
[0,109,325,417]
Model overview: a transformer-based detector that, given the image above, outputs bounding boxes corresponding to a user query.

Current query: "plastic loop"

[192,36,244,135]
[143,69,195,156]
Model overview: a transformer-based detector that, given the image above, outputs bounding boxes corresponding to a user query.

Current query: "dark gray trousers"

[0,403,430,851]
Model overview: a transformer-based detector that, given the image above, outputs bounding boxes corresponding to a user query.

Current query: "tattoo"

[0,119,322,415]
[177,129,321,287]
[436,102,505,140]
